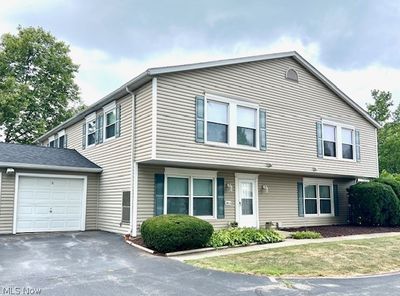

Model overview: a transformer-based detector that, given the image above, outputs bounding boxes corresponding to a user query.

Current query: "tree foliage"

[366,89,393,125]
[0,26,83,144]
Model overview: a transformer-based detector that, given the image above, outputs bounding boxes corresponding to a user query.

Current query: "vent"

[121,191,131,223]
[286,68,298,82]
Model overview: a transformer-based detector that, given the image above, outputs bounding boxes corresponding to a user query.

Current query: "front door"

[236,177,258,228]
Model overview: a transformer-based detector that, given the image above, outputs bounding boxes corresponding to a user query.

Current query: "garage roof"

[0,143,102,173]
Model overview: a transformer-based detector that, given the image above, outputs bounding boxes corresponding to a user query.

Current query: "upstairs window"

[58,135,65,148]
[237,106,257,147]
[323,124,336,157]
[341,128,354,160]
[207,100,229,143]
[86,116,96,147]
[49,136,55,148]
[105,109,117,139]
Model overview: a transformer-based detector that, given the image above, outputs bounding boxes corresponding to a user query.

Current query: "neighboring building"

[0,51,379,235]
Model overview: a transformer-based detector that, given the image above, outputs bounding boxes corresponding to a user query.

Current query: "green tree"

[366,89,393,125]
[378,122,400,173]
[0,26,82,144]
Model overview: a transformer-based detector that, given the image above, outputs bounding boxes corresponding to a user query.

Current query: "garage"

[15,175,87,233]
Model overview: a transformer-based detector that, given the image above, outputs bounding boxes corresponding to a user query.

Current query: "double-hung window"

[86,113,96,147]
[205,94,259,149]
[207,100,229,143]
[48,136,55,148]
[57,130,66,148]
[165,169,216,218]
[104,102,117,140]
[322,120,355,160]
[304,178,334,216]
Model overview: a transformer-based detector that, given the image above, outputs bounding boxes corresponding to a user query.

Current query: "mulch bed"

[126,235,146,247]
[284,225,400,238]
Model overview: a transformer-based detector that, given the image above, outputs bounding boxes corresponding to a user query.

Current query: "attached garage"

[0,143,102,234]
[15,174,87,233]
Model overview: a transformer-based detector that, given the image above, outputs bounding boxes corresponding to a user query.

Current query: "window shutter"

[97,113,104,144]
[115,104,121,138]
[355,129,361,162]
[64,135,68,148]
[154,174,164,216]
[195,95,205,143]
[316,122,323,158]
[217,177,225,219]
[82,123,86,150]
[259,109,267,151]
[297,182,304,217]
[333,184,339,217]
[121,191,131,223]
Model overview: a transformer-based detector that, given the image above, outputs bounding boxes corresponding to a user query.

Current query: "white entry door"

[15,175,86,233]
[236,175,258,228]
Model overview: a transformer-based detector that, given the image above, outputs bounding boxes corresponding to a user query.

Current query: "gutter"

[0,162,103,173]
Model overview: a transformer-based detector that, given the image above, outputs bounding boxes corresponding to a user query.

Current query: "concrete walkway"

[171,232,400,261]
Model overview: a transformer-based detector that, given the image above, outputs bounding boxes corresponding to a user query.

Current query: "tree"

[0,26,83,144]
[366,89,393,125]
[378,122,400,174]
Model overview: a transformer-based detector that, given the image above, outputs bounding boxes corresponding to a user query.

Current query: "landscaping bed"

[284,225,400,238]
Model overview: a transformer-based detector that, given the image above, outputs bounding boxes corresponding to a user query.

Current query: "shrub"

[207,228,283,248]
[348,182,400,226]
[141,215,213,253]
[375,177,400,199]
[291,231,322,239]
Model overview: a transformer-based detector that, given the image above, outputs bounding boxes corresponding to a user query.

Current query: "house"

[0,51,379,236]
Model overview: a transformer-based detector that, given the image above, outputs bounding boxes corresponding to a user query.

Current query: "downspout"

[126,86,138,236]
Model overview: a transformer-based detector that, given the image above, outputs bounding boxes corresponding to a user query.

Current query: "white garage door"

[16,175,85,233]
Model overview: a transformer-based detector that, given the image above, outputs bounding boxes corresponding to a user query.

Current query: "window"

[341,128,354,159]
[121,191,131,223]
[322,121,355,160]
[303,179,334,216]
[237,106,256,147]
[205,94,259,149]
[48,136,55,147]
[58,135,65,148]
[207,100,229,143]
[323,124,336,157]
[105,109,117,139]
[86,119,96,147]
[165,169,216,218]
[49,140,55,148]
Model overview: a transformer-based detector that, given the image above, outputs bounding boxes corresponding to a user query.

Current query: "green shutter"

[97,113,104,144]
[82,123,86,150]
[154,174,165,216]
[195,95,205,143]
[217,178,225,219]
[297,182,304,217]
[259,109,267,151]
[333,184,339,216]
[355,129,361,162]
[115,104,121,138]
[316,122,323,158]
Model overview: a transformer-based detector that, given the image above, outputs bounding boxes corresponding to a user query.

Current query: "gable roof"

[36,51,380,142]
[0,143,102,173]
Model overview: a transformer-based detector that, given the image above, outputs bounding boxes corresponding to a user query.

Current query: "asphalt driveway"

[1,231,400,296]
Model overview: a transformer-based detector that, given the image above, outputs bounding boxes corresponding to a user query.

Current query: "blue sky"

[1,0,400,108]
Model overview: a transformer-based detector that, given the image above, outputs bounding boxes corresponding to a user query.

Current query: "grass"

[291,231,322,239]
[188,236,400,277]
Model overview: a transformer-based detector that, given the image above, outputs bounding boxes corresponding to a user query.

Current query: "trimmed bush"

[348,182,400,226]
[375,178,400,199]
[207,227,283,248]
[141,215,213,253]
[292,231,322,239]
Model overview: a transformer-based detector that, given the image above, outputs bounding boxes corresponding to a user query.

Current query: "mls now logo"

[1,287,41,295]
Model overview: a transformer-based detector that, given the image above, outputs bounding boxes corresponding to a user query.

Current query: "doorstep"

[170,232,400,261]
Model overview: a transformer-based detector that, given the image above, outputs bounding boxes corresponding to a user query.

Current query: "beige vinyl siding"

[135,82,153,162]
[136,164,349,232]
[156,57,378,178]
[0,169,99,234]
[65,95,133,234]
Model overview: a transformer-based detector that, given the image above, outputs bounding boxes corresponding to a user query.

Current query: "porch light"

[225,183,234,192]
[261,184,269,193]
[6,168,15,175]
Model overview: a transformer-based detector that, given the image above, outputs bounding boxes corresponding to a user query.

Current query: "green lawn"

[187,236,400,277]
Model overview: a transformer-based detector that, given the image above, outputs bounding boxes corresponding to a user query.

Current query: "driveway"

[0,231,399,296]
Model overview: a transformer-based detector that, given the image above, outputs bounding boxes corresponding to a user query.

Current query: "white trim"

[205,93,259,150]
[103,108,117,142]
[103,100,116,113]
[13,173,87,234]
[57,129,65,137]
[165,167,217,178]
[235,173,259,228]
[151,77,157,159]
[85,113,96,148]
[375,128,379,177]
[0,162,102,173]
[303,177,334,217]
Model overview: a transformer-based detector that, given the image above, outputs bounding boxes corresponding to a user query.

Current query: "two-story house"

[0,51,379,235]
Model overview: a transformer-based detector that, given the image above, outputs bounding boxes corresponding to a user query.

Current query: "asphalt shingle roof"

[0,142,101,172]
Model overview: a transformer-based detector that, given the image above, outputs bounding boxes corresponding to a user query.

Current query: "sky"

[1,0,400,109]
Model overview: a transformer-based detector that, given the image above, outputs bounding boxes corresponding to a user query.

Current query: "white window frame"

[164,168,217,219]
[57,129,66,148]
[85,112,96,148]
[205,93,259,150]
[48,135,55,147]
[322,119,355,161]
[103,101,117,142]
[303,178,334,217]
